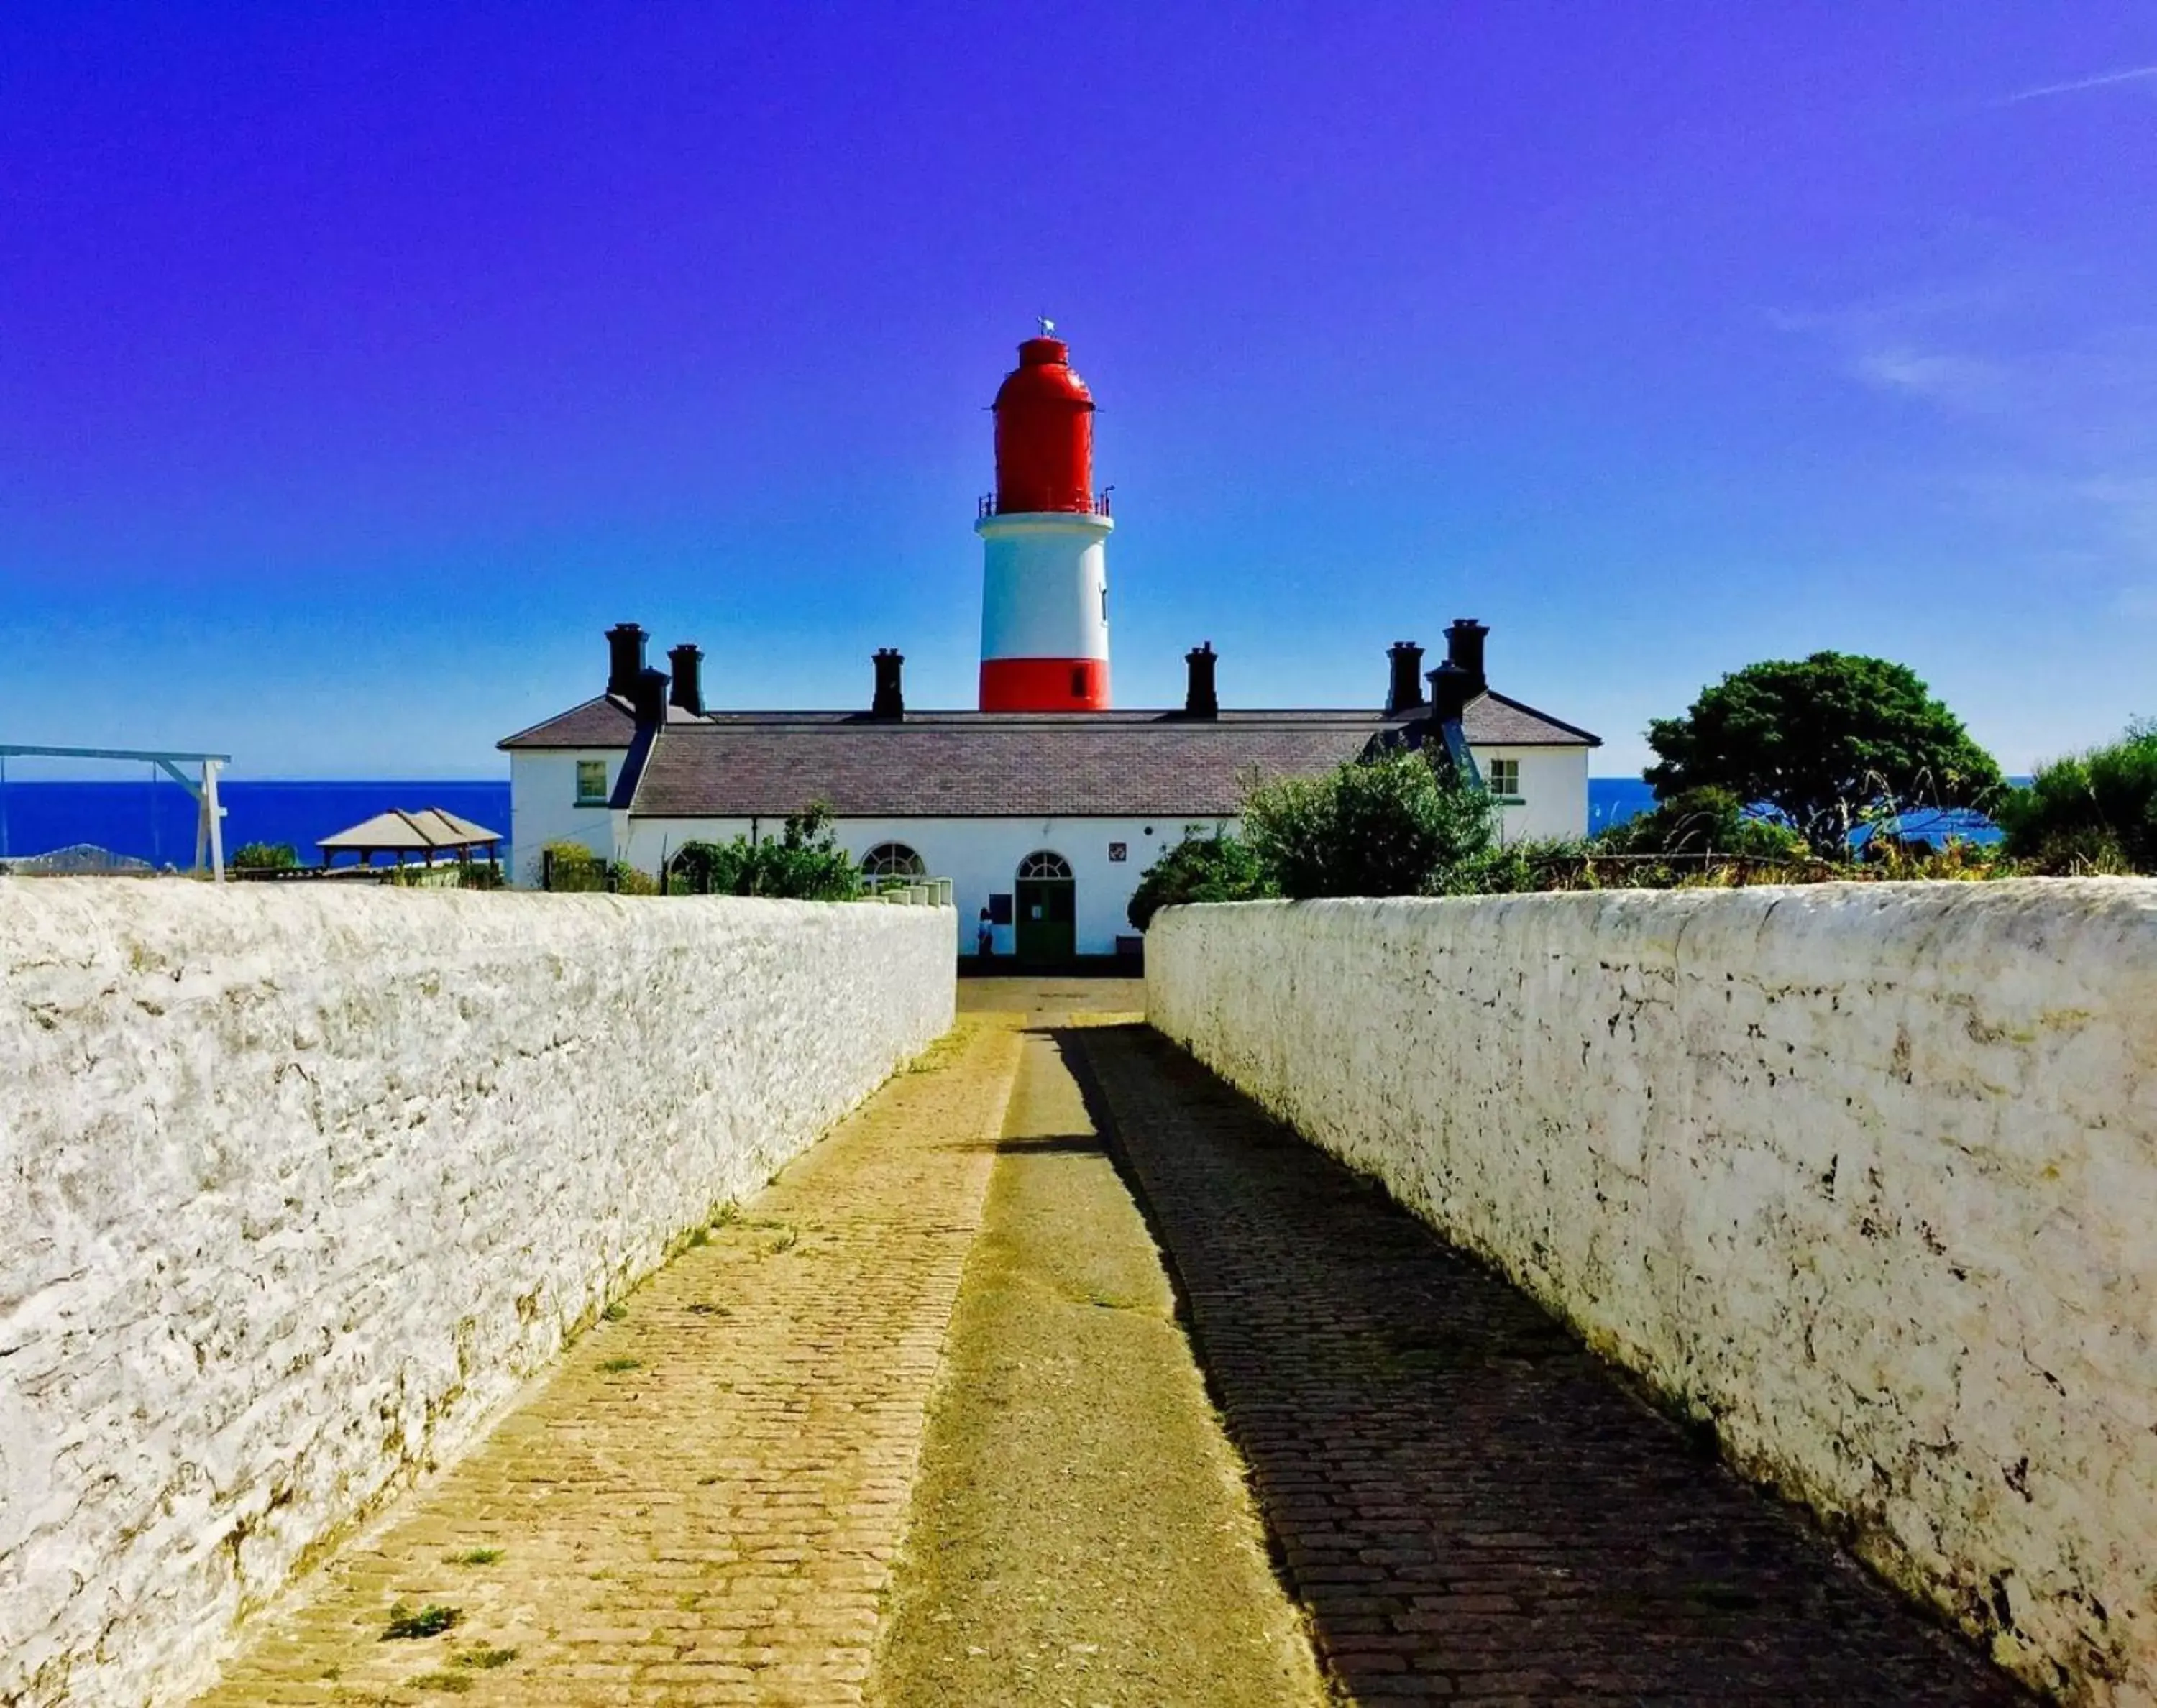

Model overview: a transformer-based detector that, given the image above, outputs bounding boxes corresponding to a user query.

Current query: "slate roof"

[498,695,639,750]
[495,694,1597,821]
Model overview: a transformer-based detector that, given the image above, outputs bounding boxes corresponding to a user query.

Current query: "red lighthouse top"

[992,335,1096,514]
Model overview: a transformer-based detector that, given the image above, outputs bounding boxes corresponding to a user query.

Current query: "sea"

[0,779,516,871]
[0,775,2002,872]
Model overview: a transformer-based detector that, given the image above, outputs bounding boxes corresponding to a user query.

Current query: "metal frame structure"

[0,745,232,881]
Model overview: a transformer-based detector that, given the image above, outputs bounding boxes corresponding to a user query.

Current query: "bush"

[541,841,608,892]
[1126,833,1271,931]
[1242,748,1498,899]
[664,805,861,901]
[231,841,299,871]
[1593,787,1810,863]
[1994,721,2157,875]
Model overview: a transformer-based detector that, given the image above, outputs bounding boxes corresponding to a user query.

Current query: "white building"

[498,331,1599,960]
[499,621,1598,960]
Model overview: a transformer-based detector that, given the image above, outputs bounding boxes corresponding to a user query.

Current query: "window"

[862,842,926,878]
[1485,758,1521,799]
[1071,666,1087,698]
[574,759,609,806]
[1017,850,1073,879]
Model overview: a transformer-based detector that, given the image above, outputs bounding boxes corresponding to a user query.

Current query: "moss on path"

[871,1014,1324,1708]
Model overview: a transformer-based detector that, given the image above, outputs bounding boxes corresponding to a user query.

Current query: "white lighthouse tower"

[976,329,1114,711]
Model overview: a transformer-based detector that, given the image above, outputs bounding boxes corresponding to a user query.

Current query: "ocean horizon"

[0,775,2002,872]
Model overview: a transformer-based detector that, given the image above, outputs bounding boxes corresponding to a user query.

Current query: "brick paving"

[1068,1022,2033,1707]
[193,1016,1022,1708]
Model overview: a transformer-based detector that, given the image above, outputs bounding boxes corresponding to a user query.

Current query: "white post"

[203,758,225,883]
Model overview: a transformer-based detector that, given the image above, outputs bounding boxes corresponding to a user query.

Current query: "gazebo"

[317,807,503,876]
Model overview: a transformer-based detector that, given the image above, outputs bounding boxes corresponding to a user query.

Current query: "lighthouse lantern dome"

[992,336,1096,515]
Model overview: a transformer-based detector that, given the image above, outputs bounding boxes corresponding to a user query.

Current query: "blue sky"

[3,4,2153,777]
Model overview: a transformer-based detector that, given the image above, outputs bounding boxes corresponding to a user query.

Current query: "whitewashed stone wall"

[1149,883,2157,1706]
[0,881,953,1708]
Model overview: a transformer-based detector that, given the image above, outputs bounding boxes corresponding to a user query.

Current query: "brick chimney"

[1183,642,1219,717]
[871,648,905,719]
[1386,641,1426,715]
[606,623,648,699]
[667,644,704,716]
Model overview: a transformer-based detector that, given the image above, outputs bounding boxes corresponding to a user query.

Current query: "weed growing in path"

[383,1602,462,1639]
[599,1356,641,1373]
[444,1548,503,1566]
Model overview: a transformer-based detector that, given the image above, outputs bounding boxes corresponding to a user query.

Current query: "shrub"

[541,841,608,892]
[1126,833,1271,931]
[1595,786,1810,861]
[231,841,298,871]
[664,805,861,901]
[1994,721,2157,875]
[1242,748,1498,899]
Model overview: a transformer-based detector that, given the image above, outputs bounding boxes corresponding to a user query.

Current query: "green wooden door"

[1014,852,1076,964]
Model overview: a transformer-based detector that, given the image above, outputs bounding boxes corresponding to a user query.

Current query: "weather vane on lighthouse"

[1036,315,1055,336]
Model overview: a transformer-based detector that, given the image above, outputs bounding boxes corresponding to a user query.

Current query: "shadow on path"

[1064,1023,2031,1707]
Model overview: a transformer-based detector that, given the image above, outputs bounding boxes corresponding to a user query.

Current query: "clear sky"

[4,4,2153,777]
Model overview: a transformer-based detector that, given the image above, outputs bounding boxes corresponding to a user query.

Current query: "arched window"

[862,842,927,878]
[1017,850,1073,880]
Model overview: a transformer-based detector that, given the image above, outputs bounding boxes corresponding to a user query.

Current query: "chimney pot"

[1444,618,1489,697]
[605,623,648,699]
[629,665,669,728]
[1183,641,1219,717]
[667,644,705,716]
[871,648,906,719]
[1386,640,1426,715]
[1426,660,1474,725]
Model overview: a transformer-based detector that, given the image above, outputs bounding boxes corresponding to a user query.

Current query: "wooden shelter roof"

[317,807,503,853]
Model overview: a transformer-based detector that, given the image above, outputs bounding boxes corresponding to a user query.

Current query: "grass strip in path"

[871,1019,1325,1708]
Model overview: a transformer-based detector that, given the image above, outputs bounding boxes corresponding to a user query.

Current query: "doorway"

[1014,850,1076,964]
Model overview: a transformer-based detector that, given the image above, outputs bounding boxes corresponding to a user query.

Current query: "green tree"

[1994,720,2157,874]
[1644,653,2002,856]
[668,804,862,901]
[1242,748,1498,899]
[1126,832,1272,931]
[230,840,298,871]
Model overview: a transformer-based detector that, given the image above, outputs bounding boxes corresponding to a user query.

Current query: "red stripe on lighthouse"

[979,657,1109,712]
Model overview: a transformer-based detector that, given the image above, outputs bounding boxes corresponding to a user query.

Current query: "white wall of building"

[618,813,1231,955]
[0,880,954,1707]
[507,750,620,886]
[605,744,1589,952]
[1478,745,1592,841]
[553,737,1590,937]
[1147,883,2157,1704]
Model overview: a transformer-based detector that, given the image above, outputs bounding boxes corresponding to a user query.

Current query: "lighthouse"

[976,329,1113,711]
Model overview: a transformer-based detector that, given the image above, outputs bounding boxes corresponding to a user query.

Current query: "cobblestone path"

[1069,1022,2031,1707]
[194,1017,1022,1708]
